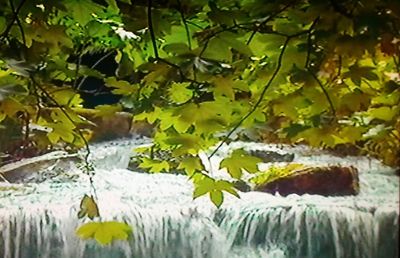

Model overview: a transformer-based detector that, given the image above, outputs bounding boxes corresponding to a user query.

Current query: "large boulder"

[254,165,359,196]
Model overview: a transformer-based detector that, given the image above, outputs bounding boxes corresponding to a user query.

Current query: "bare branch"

[305,17,320,68]
[147,0,159,59]
[309,71,336,117]
[246,1,297,45]
[76,50,114,90]
[8,0,26,46]
[29,75,92,166]
[208,37,291,159]
[176,0,192,50]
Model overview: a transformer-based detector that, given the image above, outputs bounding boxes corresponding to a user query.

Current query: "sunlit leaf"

[193,176,215,198]
[168,82,193,104]
[76,221,132,245]
[368,106,398,121]
[177,156,204,176]
[220,149,262,179]
[138,157,170,173]
[210,190,223,208]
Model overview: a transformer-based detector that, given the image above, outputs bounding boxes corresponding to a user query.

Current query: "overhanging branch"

[208,37,291,159]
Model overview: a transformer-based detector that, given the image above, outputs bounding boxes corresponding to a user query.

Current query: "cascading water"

[0,136,398,258]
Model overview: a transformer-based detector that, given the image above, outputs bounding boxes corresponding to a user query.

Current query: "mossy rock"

[252,164,359,196]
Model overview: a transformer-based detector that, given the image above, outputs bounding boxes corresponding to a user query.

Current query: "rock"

[34,108,153,142]
[82,111,153,141]
[254,166,359,196]
[0,151,80,183]
[248,150,295,163]
[232,180,251,192]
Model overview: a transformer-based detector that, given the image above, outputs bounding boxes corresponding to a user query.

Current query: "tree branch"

[246,1,297,45]
[208,37,291,159]
[0,0,27,40]
[29,75,92,166]
[8,0,26,46]
[305,17,320,68]
[76,50,114,91]
[309,71,336,117]
[176,0,192,50]
[147,0,159,59]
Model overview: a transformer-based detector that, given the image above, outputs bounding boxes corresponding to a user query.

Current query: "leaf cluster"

[0,0,399,210]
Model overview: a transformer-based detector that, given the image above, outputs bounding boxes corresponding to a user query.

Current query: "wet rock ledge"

[254,165,359,196]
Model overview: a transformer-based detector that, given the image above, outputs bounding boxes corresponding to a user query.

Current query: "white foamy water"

[0,137,398,258]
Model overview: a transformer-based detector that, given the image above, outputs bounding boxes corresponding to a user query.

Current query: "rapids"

[0,137,398,258]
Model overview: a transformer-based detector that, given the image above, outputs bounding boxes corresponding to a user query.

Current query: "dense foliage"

[1,0,399,211]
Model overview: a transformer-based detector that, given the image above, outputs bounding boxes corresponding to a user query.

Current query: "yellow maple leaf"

[76,221,132,245]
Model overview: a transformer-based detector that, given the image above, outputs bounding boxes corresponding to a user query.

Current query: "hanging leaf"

[76,221,132,245]
[209,190,223,208]
[77,194,100,220]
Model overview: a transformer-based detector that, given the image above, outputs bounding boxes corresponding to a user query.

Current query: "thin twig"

[246,1,296,45]
[176,0,192,50]
[309,71,336,117]
[208,37,291,159]
[29,75,91,164]
[76,50,114,90]
[147,0,159,59]
[246,30,257,45]
[0,0,27,40]
[73,53,82,89]
[9,0,26,46]
[393,56,399,73]
[305,17,320,68]
[186,21,204,30]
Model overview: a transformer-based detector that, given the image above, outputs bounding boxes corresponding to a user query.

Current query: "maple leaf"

[76,221,132,245]
[168,82,193,104]
[138,157,170,173]
[177,156,204,176]
[77,195,100,220]
[220,149,262,179]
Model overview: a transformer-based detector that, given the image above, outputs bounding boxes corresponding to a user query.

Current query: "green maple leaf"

[63,0,103,25]
[105,77,138,95]
[138,157,170,173]
[177,156,204,176]
[220,149,261,179]
[193,176,215,198]
[368,106,398,121]
[212,76,235,100]
[168,82,193,104]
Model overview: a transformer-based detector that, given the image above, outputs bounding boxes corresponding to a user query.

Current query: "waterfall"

[0,137,398,258]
